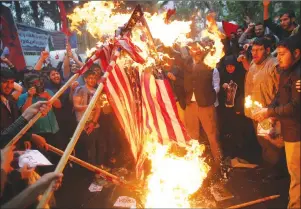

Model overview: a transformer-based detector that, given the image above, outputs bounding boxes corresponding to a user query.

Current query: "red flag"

[222,20,239,38]
[57,1,71,36]
[1,6,26,70]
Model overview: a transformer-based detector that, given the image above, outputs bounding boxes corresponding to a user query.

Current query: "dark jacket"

[219,62,246,113]
[267,60,301,142]
[184,59,216,107]
[0,116,28,148]
[166,66,186,109]
[264,18,299,40]
[0,97,31,148]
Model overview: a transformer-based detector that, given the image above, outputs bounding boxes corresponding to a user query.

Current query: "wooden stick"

[47,144,124,185]
[37,68,111,208]
[6,73,79,147]
[227,195,280,209]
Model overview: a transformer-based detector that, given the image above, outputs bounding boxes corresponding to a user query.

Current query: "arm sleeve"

[17,93,27,109]
[264,18,282,38]
[212,68,220,94]
[0,116,28,148]
[268,79,300,118]
[238,31,250,45]
[1,169,8,197]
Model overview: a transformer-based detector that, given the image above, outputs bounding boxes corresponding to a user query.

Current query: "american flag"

[90,28,189,177]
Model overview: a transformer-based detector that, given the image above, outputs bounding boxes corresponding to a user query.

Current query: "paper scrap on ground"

[18,149,52,168]
[88,182,103,192]
[210,183,234,202]
[231,157,258,168]
[114,196,136,208]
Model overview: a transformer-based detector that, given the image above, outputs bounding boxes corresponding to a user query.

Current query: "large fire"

[68,1,191,47]
[201,13,225,69]
[144,140,210,208]
[67,2,223,208]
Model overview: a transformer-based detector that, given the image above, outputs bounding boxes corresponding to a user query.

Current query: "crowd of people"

[0,0,300,208]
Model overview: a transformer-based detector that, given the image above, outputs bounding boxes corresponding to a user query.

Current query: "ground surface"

[54,161,289,209]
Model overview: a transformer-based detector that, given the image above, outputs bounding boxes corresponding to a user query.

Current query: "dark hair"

[255,22,264,27]
[277,34,301,54]
[253,37,271,49]
[236,26,244,32]
[0,67,17,80]
[90,63,100,72]
[24,73,41,89]
[279,10,296,18]
[83,69,96,78]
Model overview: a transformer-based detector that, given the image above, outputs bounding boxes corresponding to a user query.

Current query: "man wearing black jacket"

[254,35,300,209]
[183,42,222,172]
[0,67,47,149]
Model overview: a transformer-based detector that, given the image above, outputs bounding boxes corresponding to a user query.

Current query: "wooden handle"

[6,74,79,148]
[227,195,280,209]
[37,73,108,208]
[48,144,121,183]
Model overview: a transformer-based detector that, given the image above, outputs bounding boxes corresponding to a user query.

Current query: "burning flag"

[68,3,211,207]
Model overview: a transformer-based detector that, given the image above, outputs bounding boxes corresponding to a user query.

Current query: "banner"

[17,24,50,52]
[0,5,26,70]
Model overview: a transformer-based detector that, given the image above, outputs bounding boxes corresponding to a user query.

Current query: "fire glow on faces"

[277,46,300,70]
[0,78,15,96]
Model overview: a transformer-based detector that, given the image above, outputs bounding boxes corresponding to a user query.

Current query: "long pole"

[36,49,120,209]
[47,144,127,186]
[6,73,79,147]
[227,195,280,209]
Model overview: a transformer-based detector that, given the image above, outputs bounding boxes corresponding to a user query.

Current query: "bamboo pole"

[36,69,110,208]
[227,195,280,209]
[6,73,79,147]
[47,144,126,186]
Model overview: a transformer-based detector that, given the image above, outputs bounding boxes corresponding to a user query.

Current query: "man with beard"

[239,22,266,46]
[263,0,300,40]
[244,37,283,167]
[253,34,300,209]
[0,67,47,149]
[183,41,223,178]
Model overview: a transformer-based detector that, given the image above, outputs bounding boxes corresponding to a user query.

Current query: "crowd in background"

[1,0,300,208]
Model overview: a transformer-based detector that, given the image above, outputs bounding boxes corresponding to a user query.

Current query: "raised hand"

[263,0,271,7]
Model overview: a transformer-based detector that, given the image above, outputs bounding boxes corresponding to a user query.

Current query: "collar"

[0,95,8,104]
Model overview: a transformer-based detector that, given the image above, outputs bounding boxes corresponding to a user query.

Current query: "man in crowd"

[17,74,62,150]
[245,37,282,166]
[45,67,78,148]
[239,22,265,46]
[73,70,104,167]
[254,34,300,209]
[236,27,244,39]
[184,42,223,176]
[263,0,300,40]
[0,67,47,149]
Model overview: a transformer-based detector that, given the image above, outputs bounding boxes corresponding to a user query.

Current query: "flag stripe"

[155,80,177,142]
[142,73,163,143]
[157,80,187,145]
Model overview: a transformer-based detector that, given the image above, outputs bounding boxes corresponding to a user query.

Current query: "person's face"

[277,46,300,70]
[236,29,243,37]
[280,14,293,31]
[230,33,236,40]
[71,64,80,73]
[0,78,15,96]
[226,64,236,73]
[84,74,97,88]
[49,70,61,84]
[255,25,264,37]
[251,45,269,64]
[93,67,102,79]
